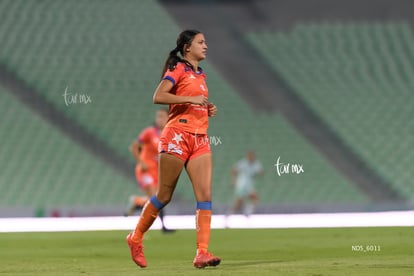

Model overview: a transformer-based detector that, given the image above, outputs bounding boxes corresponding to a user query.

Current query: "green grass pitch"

[1,227,413,275]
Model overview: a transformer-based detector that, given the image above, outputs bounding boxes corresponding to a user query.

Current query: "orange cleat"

[193,251,221,269]
[126,232,147,268]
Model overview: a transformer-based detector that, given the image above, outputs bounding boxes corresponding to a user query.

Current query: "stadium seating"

[247,21,414,199]
[0,0,178,160]
[0,0,369,213]
[0,85,137,210]
[203,68,367,205]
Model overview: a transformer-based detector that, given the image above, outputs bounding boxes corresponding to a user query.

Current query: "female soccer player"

[126,30,221,269]
[125,108,174,233]
[230,150,264,216]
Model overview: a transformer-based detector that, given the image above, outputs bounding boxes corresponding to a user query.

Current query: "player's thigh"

[156,153,185,203]
[235,183,248,198]
[248,191,259,201]
[185,153,212,202]
[233,197,243,207]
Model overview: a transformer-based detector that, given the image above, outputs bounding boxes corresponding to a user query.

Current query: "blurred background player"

[126,108,174,233]
[230,150,264,216]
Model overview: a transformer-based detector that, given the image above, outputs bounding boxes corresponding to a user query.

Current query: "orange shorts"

[135,165,158,189]
[158,127,211,161]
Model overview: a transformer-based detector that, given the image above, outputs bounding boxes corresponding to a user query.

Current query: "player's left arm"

[208,103,217,117]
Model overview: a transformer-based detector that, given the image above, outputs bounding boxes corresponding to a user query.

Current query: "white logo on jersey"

[200,84,206,91]
[172,132,183,144]
[189,74,196,79]
[168,143,183,155]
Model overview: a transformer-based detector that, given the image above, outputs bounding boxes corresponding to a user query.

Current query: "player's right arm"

[129,140,141,162]
[153,79,208,105]
[129,140,148,171]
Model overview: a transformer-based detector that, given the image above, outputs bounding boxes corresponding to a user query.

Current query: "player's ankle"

[196,248,208,255]
[131,232,143,243]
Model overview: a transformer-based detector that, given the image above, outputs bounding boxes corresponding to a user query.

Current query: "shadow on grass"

[222,259,283,268]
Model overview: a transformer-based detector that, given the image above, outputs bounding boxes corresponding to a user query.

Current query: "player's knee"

[249,194,258,201]
[150,194,169,210]
[144,186,157,197]
[198,191,211,202]
[156,193,172,205]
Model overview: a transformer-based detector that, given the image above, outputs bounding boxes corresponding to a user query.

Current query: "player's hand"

[191,95,208,106]
[208,103,217,117]
[140,162,149,172]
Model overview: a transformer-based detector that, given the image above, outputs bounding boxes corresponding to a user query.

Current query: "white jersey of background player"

[231,150,264,216]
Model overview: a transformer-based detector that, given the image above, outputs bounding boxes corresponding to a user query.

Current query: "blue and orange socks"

[132,195,166,243]
[195,201,212,254]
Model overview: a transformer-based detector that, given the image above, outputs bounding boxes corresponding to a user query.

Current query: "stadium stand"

[0,0,370,215]
[246,21,414,199]
[203,69,367,206]
[0,85,136,211]
[0,0,178,159]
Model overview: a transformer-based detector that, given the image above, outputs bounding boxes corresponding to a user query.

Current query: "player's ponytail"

[161,46,182,78]
[161,29,201,79]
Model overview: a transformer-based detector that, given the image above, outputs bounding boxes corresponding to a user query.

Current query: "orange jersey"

[137,126,161,169]
[162,62,209,134]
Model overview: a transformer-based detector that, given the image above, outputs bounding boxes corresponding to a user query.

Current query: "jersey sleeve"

[138,128,151,144]
[162,63,184,86]
[255,161,263,174]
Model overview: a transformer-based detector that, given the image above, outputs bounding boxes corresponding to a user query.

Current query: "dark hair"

[161,29,201,78]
